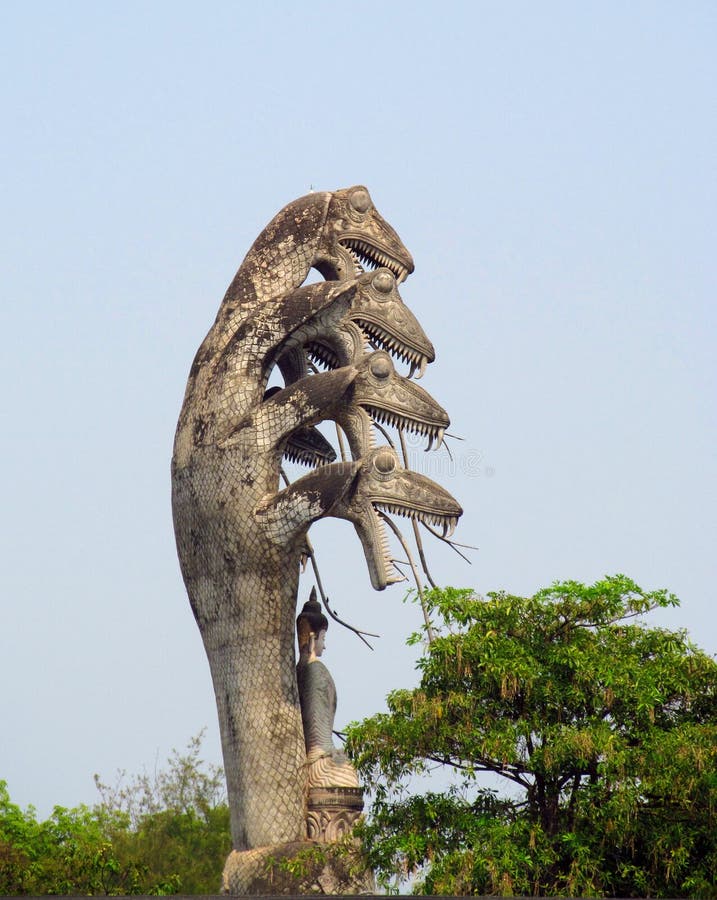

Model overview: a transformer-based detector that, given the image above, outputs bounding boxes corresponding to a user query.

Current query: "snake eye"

[349,188,371,214]
[368,353,392,379]
[372,270,394,294]
[373,448,397,475]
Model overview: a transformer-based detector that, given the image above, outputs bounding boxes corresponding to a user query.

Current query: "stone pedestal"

[222,834,373,895]
[221,788,371,893]
[306,786,364,842]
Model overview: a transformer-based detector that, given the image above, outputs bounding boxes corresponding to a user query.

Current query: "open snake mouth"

[363,404,446,450]
[373,500,459,539]
[306,340,341,370]
[354,319,430,377]
[283,444,334,467]
[305,325,429,379]
[339,238,410,283]
[342,448,462,589]
[282,427,337,468]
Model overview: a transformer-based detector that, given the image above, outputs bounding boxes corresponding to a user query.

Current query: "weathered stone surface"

[221,840,374,895]
[171,187,462,891]
[307,787,364,842]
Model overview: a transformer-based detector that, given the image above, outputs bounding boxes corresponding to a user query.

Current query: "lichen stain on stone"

[170,186,458,877]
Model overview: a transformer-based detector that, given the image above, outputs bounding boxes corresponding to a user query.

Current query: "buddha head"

[296,587,329,657]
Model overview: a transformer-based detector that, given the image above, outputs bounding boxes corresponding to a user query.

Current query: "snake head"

[260,351,450,466]
[349,269,434,376]
[331,447,463,590]
[340,351,450,458]
[314,186,415,284]
[305,268,435,378]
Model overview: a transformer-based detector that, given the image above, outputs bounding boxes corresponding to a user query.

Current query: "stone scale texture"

[171,186,462,893]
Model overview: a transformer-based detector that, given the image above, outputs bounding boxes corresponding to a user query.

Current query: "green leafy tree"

[345,576,717,897]
[0,781,174,895]
[94,731,230,894]
[0,732,230,894]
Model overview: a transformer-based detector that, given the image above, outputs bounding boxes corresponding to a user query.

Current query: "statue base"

[221,838,373,895]
[222,787,371,895]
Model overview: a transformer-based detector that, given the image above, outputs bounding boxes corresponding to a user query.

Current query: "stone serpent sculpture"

[171,186,462,886]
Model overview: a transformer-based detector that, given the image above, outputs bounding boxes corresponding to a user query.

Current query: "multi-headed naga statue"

[171,186,461,890]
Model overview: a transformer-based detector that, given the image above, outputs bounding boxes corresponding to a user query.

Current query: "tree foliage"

[0,732,230,895]
[345,576,717,896]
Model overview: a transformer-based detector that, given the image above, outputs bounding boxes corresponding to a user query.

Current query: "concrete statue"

[296,590,366,849]
[171,186,462,892]
[296,589,360,789]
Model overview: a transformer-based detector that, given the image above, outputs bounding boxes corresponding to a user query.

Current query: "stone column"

[307,785,365,842]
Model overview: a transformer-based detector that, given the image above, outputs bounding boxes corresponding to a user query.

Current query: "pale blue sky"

[1,1,715,817]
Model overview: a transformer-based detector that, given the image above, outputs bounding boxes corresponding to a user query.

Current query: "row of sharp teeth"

[438,516,459,539]
[307,331,428,380]
[366,406,444,449]
[355,321,428,379]
[284,447,333,467]
[374,503,458,538]
[368,406,416,434]
[344,239,404,279]
[346,244,376,276]
[307,342,339,369]
[357,321,420,366]
[377,520,395,576]
[284,447,314,466]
